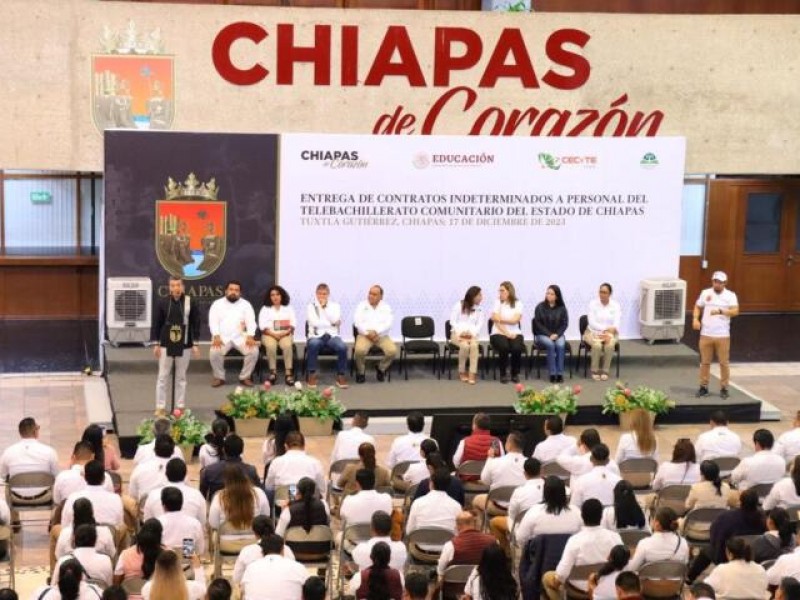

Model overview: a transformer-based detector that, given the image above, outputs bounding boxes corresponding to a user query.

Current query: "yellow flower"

[220,402,233,415]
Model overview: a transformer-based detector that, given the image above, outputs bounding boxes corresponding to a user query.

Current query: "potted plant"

[513,382,580,421]
[220,382,287,438]
[285,383,346,437]
[601,382,674,429]
[135,408,209,462]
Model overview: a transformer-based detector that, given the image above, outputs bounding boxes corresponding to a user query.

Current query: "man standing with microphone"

[153,276,200,416]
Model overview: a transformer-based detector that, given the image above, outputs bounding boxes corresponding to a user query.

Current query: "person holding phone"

[275,478,329,537]
[584,282,621,381]
[472,432,527,521]
[490,281,525,383]
[156,487,206,556]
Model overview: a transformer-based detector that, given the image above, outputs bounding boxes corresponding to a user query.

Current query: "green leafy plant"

[136,408,209,446]
[513,383,580,415]
[285,384,346,421]
[506,0,530,11]
[601,381,675,415]
[219,385,288,420]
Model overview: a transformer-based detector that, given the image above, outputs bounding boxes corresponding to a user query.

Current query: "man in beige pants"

[694,271,739,400]
[353,285,396,383]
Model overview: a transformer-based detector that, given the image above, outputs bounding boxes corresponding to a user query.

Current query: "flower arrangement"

[285,383,346,421]
[220,381,346,422]
[513,383,581,415]
[136,408,210,446]
[601,382,675,415]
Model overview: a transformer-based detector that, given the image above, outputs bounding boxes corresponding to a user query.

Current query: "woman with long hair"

[588,545,630,600]
[55,498,116,566]
[141,550,206,600]
[262,413,298,479]
[450,285,485,385]
[763,456,800,510]
[627,507,689,570]
[490,281,525,384]
[33,558,104,600]
[704,538,768,600]
[199,418,229,469]
[337,442,392,495]
[652,438,701,491]
[533,284,569,383]
[355,541,403,600]
[276,477,330,537]
[584,282,621,381]
[685,460,735,511]
[614,408,659,463]
[209,465,270,539]
[602,480,647,530]
[751,507,796,562]
[113,518,163,586]
[258,284,297,385]
[514,476,582,548]
[464,543,518,600]
[82,424,119,471]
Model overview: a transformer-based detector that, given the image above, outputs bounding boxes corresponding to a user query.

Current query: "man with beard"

[208,280,258,387]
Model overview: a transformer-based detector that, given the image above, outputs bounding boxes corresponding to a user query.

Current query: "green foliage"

[136,409,209,446]
[514,383,580,415]
[601,381,675,415]
[221,383,345,422]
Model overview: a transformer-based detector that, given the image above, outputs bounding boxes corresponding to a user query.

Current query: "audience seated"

[489,457,544,552]
[141,549,206,600]
[452,413,503,470]
[82,424,121,473]
[142,458,206,524]
[769,548,800,588]
[353,542,403,600]
[387,412,427,469]
[53,442,114,507]
[351,511,406,571]
[730,428,786,490]
[652,438,701,491]
[275,477,329,537]
[688,582,717,600]
[626,507,688,570]
[403,573,429,600]
[587,545,631,600]
[129,435,180,501]
[704,538,768,600]
[232,515,295,585]
[156,487,206,555]
[556,429,620,488]
[336,442,391,496]
[614,408,659,463]
[404,440,441,489]
[199,418,229,470]
[264,432,326,498]
[0,417,59,501]
[301,576,325,600]
[53,499,116,571]
[61,460,123,529]
[436,511,496,577]
[339,468,392,526]
[515,476,582,548]
[209,465,270,537]
[764,457,800,510]
[200,434,260,500]
[206,578,233,600]
[113,519,162,586]
[685,461,736,512]
[532,416,577,463]
[241,534,308,600]
[412,453,465,506]
[694,411,742,462]
[133,419,183,465]
[613,572,642,600]
[33,558,104,600]
[331,411,374,463]
[570,444,621,507]
[463,544,517,600]
[473,431,526,518]
[601,480,647,531]
[751,507,796,563]
[52,524,113,587]
[777,578,800,600]
[776,412,800,463]
[406,468,462,534]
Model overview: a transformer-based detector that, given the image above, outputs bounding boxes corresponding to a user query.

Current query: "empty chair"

[682,508,728,551]
[618,529,651,554]
[653,485,692,517]
[440,564,475,600]
[638,560,687,599]
[541,461,571,481]
[399,316,440,380]
[619,458,659,491]
[405,526,454,566]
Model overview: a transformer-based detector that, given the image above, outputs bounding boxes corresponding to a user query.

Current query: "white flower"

[294,381,303,391]
[235,386,243,394]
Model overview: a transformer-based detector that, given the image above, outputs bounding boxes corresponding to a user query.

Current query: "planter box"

[234,418,271,438]
[179,443,195,463]
[618,410,656,431]
[297,416,334,437]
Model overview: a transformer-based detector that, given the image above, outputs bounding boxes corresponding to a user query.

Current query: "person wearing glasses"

[490,281,525,384]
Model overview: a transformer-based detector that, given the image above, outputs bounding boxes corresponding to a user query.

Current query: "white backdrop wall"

[278,134,685,341]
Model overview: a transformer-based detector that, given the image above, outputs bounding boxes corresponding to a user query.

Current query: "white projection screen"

[278,134,686,341]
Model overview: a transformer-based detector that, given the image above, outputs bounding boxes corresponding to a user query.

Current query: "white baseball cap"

[712,271,728,282]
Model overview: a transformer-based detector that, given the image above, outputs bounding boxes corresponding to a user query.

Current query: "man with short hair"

[489,457,544,552]
[406,468,462,534]
[473,431,526,517]
[156,486,206,555]
[403,438,439,487]
[233,516,295,584]
[61,460,124,528]
[533,415,578,463]
[693,271,739,399]
[778,578,800,600]
[776,412,800,463]
[129,434,181,501]
[305,283,349,389]
[206,578,233,600]
[436,511,496,576]
[767,542,800,586]
[687,582,716,600]
[339,469,393,526]
[240,534,309,600]
[615,572,643,600]
[412,453,466,506]
[0,417,60,499]
[132,418,183,465]
[301,576,326,600]
[570,444,621,507]
[264,431,326,497]
[199,434,260,499]
[53,441,113,505]
[387,412,427,469]
[143,458,207,524]
[330,411,374,463]
[557,428,620,488]
[452,412,503,469]
[208,280,258,388]
[694,411,742,462]
[404,573,430,600]
[351,510,407,571]
[353,285,396,384]
[52,524,113,587]
[731,428,786,490]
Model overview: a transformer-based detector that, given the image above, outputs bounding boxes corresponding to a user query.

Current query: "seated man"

[403,438,439,488]
[53,441,114,506]
[330,411,374,464]
[407,468,462,535]
[0,417,60,504]
[305,283,349,389]
[473,431,526,518]
[240,534,309,600]
[730,428,786,490]
[132,418,183,465]
[436,511,496,577]
[352,285,396,384]
[412,453,465,506]
[232,516,295,585]
[694,410,742,462]
[614,572,643,600]
[340,469,393,527]
[569,444,621,507]
[208,280,258,388]
[199,434,260,499]
[129,434,181,501]
[776,411,800,463]
[265,431,327,497]
[156,487,206,555]
[61,461,124,528]
[387,411,427,469]
[351,511,407,572]
[533,415,578,463]
[142,458,206,524]
[556,428,620,488]
[452,412,503,471]
[489,457,544,553]
[52,524,113,587]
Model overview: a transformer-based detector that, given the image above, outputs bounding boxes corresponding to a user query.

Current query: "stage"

[105,338,763,455]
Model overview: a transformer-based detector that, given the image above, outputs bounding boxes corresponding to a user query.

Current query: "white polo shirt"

[626,531,688,571]
[340,490,393,526]
[128,456,172,500]
[403,462,430,487]
[587,298,622,335]
[62,485,124,527]
[515,504,583,547]
[157,511,206,555]
[132,441,183,465]
[533,434,578,463]
[767,548,800,585]
[569,465,621,507]
[330,426,375,464]
[508,478,545,527]
[694,426,742,462]
[491,299,524,336]
[352,535,407,571]
[142,481,207,524]
[258,305,297,334]
[776,428,800,462]
[763,477,800,510]
[306,299,343,338]
[241,554,309,600]
[53,547,113,587]
[353,300,393,337]
[557,453,621,489]
[555,526,623,590]
[480,452,526,492]
[731,450,787,490]
[696,287,738,338]
[0,437,60,495]
[53,465,114,505]
[406,490,461,534]
[387,432,427,468]
[232,543,295,584]
[55,524,116,560]
[264,449,326,496]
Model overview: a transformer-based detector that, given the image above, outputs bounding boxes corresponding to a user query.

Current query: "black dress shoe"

[720,387,730,399]
[549,375,556,383]
[356,374,366,384]
[557,375,564,383]
[375,367,386,382]
[500,373,509,384]
[695,385,709,398]
[511,374,520,383]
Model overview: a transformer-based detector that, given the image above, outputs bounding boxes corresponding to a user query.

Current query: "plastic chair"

[541,461,571,481]
[653,484,692,516]
[440,564,476,600]
[399,316,440,380]
[443,320,486,380]
[618,529,651,553]
[529,318,573,379]
[405,526,454,566]
[682,507,728,551]
[619,458,659,491]
[211,521,253,577]
[576,314,620,378]
[562,562,606,600]
[638,560,687,599]
[481,485,517,531]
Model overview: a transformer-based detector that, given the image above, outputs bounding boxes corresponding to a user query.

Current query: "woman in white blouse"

[584,282,621,381]
[490,281,525,384]
[258,285,297,385]
[588,545,630,600]
[199,418,228,469]
[652,438,701,491]
[626,507,689,571]
[615,408,659,464]
[704,537,768,600]
[449,286,485,385]
[763,457,800,510]
[515,476,582,547]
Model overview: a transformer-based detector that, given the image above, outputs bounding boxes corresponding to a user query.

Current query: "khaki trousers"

[353,335,397,374]
[451,334,480,375]
[209,341,259,380]
[262,335,294,372]
[583,330,617,373]
[489,515,511,555]
[699,335,731,387]
[542,571,562,600]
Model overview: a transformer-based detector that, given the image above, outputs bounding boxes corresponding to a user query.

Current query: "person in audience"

[54,499,116,568]
[688,582,717,600]
[82,424,120,472]
[411,453,465,506]
[463,543,518,600]
[601,480,646,531]
[765,457,800,510]
[53,441,114,506]
[241,534,309,600]
[450,285,485,384]
[403,573,429,600]
[331,411,374,463]
[129,435,179,501]
[437,511,496,577]
[694,411,742,462]
[533,415,577,463]
[340,468,393,526]
[351,511,407,572]
[101,588,127,600]
[533,284,569,383]
[352,284,396,384]
[768,550,800,589]
[0,590,16,600]
[489,457,544,552]
[200,434,260,499]
[693,271,738,400]
[113,518,162,586]
[232,515,296,585]
[199,418,228,470]
[777,412,800,463]
[33,558,104,600]
[584,283,621,382]
[489,280,525,384]
[264,431,326,498]
[473,431,526,519]
[614,409,659,463]
[687,489,766,583]
[275,477,329,537]
[626,507,688,570]
[452,413,503,469]
[557,428,620,487]
[61,460,123,529]
[262,413,298,476]
[141,549,206,600]
[206,579,232,600]
[387,412,427,469]
[301,576,326,600]
[156,487,206,555]
[208,280,258,388]
[52,524,113,587]
[613,572,642,600]
[0,417,59,508]
[542,499,623,600]
[570,444,622,507]
[336,442,391,496]
[777,578,800,600]
[652,438,701,491]
[515,476,582,548]
[209,465,270,537]
[587,545,631,600]
[402,438,439,487]
[685,460,735,512]
[731,428,786,490]
[258,284,297,385]
[133,419,183,465]
[142,458,206,524]
[751,507,795,563]
[305,282,349,389]
[704,538,768,600]
[354,541,403,600]
[407,468,462,534]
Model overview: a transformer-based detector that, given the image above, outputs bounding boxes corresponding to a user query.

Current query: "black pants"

[490,334,524,375]
[686,549,713,582]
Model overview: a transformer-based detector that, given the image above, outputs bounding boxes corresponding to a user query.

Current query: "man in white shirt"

[129,435,179,501]
[156,486,206,555]
[52,524,113,587]
[53,441,114,505]
[340,469,393,527]
[387,412,427,469]
[776,411,800,463]
[353,285,396,384]
[533,415,578,463]
[557,429,621,488]
[132,418,184,465]
[406,468,462,534]
[305,283,349,389]
[543,498,623,600]
[142,458,206,524]
[330,412,374,464]
[208,280,259,387]
[61,460,124,527]
[767,546,800,586]
[403,439,439,488]
[694,411,742,462]
[473,431,526,518]
[232,515,297,585]
[0,417,60,500]
[693,271,739,399]
[240,534,309,600]
[731,428,786,490]
[570,444,621,507]
[265,431,326,497]
[350,510,407,571]
[489,457,544,553]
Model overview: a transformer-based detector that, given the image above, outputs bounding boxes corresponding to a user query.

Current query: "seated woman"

[258,285,297,385]
[113,518,163,586]
[141,549,206,600]
[199,418,228,470]
[750,507,795,563]
[33,558,104,600]
[533,284,569,383]
[208,465,271,540]
[588,545,631,600]
[262,413,298,480]
[275,477,330,537]
[584,283,621,381]
[652,438,701,491]
[601,480,647,531]
[55,498,116,568]
[685,460,736,512]
[704,538,768,600]
[626,507,688,570]
[449,285,485,385]
[337,442,391,496]
[352,542,404,600]
[82,424,120,472]
[463,544,518,600]
[489,281,525,384]
[763,456,800,510]
[615,408,659,463]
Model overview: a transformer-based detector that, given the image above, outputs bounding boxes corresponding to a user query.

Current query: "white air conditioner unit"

[106,277,152,345]
[639,278,687,343]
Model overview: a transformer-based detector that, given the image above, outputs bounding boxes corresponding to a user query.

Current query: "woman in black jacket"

[533,284,569,382]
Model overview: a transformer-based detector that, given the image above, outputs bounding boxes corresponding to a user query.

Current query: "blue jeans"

[306,334,348,374]
[535,334,565,375]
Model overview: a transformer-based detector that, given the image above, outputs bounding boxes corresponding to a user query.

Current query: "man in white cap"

[693,271,739,399]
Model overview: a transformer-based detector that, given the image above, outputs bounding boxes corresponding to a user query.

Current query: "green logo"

[538,153,561,170]
[640,152,659,168]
